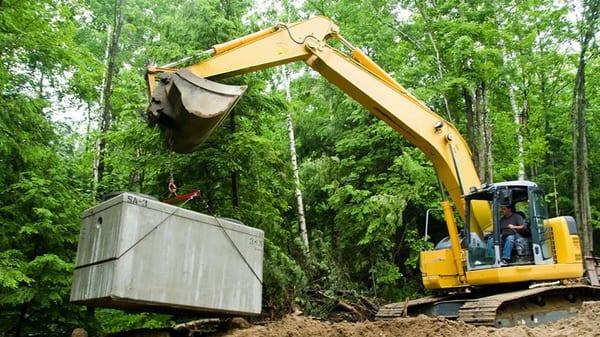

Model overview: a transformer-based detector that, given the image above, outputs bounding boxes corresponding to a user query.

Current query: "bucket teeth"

[146,70,247,153]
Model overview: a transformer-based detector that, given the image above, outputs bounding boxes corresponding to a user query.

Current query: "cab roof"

[464,180,538,201]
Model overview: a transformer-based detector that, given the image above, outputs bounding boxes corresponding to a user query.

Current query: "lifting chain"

[167,149,177,196]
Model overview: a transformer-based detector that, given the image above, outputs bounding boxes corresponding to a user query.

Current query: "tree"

[571,0,599,255]
[94,0,125,196]
[0,2,91,335]
[3,0,600,330]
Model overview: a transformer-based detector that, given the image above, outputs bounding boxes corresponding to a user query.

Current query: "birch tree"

[282,66,310,257]
[495,12,527,181]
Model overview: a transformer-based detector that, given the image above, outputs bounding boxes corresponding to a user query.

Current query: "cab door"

[528,188,554,265]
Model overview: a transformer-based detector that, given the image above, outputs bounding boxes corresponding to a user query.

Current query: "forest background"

[1,0,599,336]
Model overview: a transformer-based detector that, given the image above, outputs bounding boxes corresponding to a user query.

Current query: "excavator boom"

[145,16,492,236]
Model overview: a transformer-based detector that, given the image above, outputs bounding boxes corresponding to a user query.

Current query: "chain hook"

[167,148,177,195]
[168,177,177,195]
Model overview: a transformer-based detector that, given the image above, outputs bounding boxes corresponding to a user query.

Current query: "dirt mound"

[214,301,600,337]
[525,301,600,337]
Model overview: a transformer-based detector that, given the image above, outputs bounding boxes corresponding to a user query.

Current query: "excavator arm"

[146,16,491,237]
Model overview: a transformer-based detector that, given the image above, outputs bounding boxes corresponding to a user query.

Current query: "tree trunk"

[282,66,310,257]
[11,303,28,337]
[38,67,44,98]
[427,32,454,124]
[480,82,494,183]
[571,0,598,256]
[229,110,240,208]
[571,86,581,240]
[463,87,476,154]
[95,0,125,194]
[469,82,493,183]
[474,85,485,180]
[572,46,591,255]
[535,27,559,209]
[495,9,526,181]
[552,160,560,216]
[92,21,113,199]
[415,2,454,124]
[508,83,525,180]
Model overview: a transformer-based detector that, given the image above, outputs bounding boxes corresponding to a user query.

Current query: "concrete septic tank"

[70,193,264,316]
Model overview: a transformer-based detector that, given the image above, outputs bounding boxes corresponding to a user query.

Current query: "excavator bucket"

[147,69,247,153]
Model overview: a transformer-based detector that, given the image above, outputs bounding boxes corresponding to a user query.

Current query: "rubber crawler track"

[376,285,600,327]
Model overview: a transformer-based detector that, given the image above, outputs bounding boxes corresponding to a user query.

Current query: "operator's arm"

[507,223,527,231]
[507,213,526,231]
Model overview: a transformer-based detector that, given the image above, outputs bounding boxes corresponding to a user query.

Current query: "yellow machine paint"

[466,263,584,285]
[420,249,463,289]
[422,211,584,289]
[547,217,583,264]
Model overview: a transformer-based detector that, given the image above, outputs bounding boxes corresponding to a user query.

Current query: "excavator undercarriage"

[377,284,600,327]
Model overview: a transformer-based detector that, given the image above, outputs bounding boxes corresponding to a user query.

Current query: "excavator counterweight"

[147,69,246,153]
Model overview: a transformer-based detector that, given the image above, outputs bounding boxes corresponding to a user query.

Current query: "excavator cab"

[422,180,583,290]
[463,181,554,271]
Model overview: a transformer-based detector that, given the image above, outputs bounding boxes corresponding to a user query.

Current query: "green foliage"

[0,251,31,292]
[94,310,174,334]
[262,239,308,312]
[2,0,599,334]
[0,1,93,335]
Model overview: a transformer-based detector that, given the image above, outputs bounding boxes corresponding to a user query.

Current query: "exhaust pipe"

[147,69,247,153]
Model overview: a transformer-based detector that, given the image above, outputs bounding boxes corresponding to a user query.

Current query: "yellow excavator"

[145,16,599,327]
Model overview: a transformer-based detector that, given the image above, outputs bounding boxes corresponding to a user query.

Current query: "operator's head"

[500,203,513,216]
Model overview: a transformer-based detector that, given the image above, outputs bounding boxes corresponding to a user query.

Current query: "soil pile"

[214,301,600,337]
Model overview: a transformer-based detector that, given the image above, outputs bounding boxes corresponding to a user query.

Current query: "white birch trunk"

[282,66,310,256]
[496,13,526,180]
[508,83,526,180]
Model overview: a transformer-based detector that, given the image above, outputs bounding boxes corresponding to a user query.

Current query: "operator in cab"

[500,204,526,264]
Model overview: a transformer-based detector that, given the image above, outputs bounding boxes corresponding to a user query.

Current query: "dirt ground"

[213,301,600,337]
